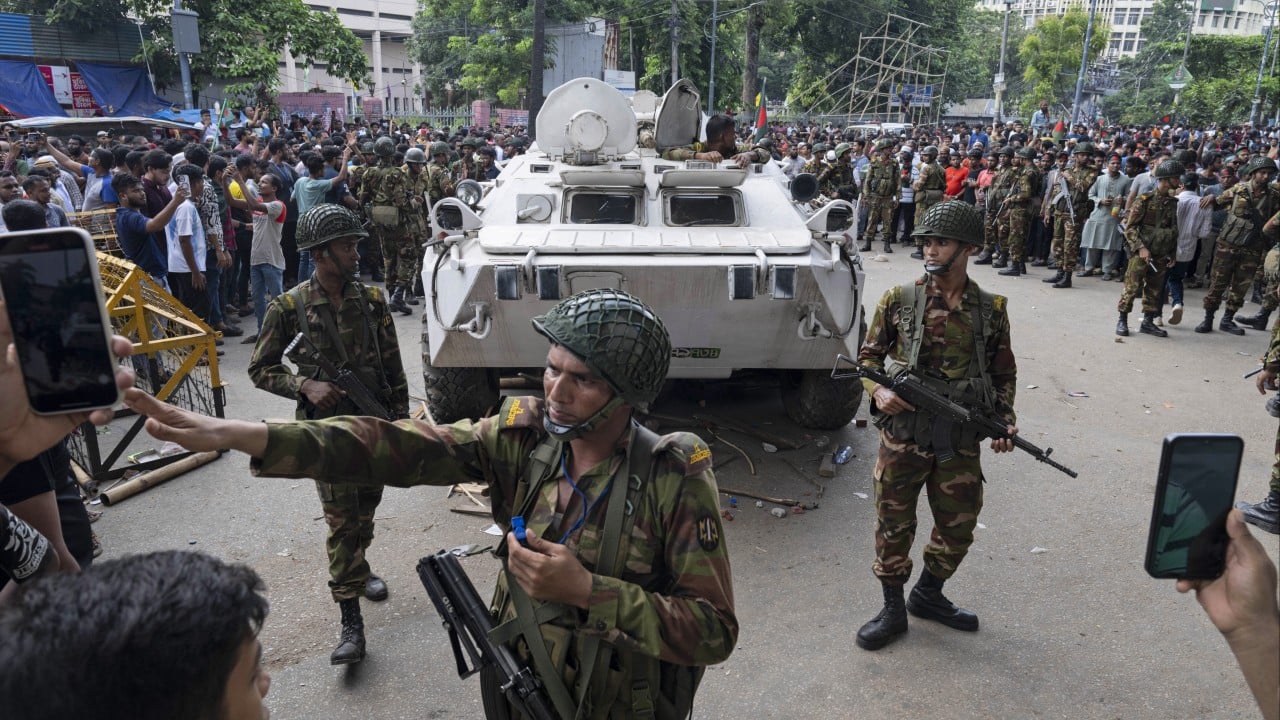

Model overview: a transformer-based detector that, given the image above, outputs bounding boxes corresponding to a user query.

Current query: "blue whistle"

[511,516,530,547]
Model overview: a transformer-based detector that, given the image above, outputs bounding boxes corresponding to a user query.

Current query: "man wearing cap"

[248,204,408,666]
[126,286,736,717]
[854,200,1018,651]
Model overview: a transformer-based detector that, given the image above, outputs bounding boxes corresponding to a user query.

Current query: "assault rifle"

[416,551,561,720]
[284,333,396,422]
[1051,172,1075,227]
[832,355,1078,478]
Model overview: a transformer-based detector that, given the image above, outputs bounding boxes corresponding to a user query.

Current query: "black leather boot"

[330,598,367,665]
[882,241,894,254]
[1042,270,1065,284]
[974,249,993,265]
[1220,311,1246,336]
[389,287,412,316]
[998,260,1024,276]
[1116,312,1130,336]
[1237,490,1280,535]
[1052,272,1072,288]
[855,582,909,651]
[859,238,872,252]
[991,253,1008,269]
[365,573,389,601]
[910,246,924,259]
[1236,309,1273,330]
[1195,310,1215,333]
[1140,313,1168,337]
[906,569,979,631]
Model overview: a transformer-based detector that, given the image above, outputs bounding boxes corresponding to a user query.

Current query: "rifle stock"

[832,354,1078,478]
[417,552,561,720]
[284,333,396,421]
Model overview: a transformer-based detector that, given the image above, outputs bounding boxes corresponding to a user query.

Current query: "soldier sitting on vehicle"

[662,114,770,169]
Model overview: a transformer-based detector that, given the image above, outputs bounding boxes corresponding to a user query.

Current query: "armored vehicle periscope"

[422,78,866,429]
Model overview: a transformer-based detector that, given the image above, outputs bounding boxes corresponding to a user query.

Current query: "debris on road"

[834,445,854,464]
[770,507,787,518]
[1030,546,1050,554]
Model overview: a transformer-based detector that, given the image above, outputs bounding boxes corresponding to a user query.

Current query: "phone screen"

[0,228,120,414]
[1145,434,1243,579]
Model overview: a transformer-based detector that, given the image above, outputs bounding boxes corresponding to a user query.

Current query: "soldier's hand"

[1138,247,1151,261]
[1199,194,1215,209]
[1256,369,1277,395]
[506,529,593,609]
[872,386,915,415]
[124,388,269,456]
[990,425,1017,453]
[697,151,724,164]
[729,152,752,169]
[300,379,345,411]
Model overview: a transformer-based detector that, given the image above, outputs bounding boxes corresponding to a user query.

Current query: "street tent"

[74,62,169,117]
[0,59,66,118]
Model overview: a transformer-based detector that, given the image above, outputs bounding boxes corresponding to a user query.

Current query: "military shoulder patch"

[992,294,1007,313]
[654,432,713,476]
[365,285,386,304]
[695,513,721,552]
[498,396,541,430]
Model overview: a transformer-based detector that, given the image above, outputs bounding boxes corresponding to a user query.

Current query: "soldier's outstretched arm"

[126,388,269,457]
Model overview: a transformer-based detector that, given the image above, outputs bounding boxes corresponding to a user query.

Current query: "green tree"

[1017,8,1110,116]
[5,0,369,98]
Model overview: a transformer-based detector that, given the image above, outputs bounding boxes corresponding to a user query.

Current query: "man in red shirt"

[944,152,967,199]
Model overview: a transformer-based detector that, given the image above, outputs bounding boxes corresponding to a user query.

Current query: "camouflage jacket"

[858,275,1017,434]
[1006,165,1036,208]
[1059,165,1098,213]
[986,165,1015,210]
[1124,189,1178,258]
[913,160,945,206]
[426,161,454,202]
[248,278,408,420]
[1213,180,1280,250]
[403,167,431,234]
[661,142,770,164]
[861,156,901,199]
[357,161,413,213]
[450,157,477,183]
[816,163,856,197]
[249,396,737,713]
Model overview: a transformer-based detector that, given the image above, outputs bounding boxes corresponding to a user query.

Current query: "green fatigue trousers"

[1118,254,1172,315]
[316,481,384,602]
[1203,244,1262,313]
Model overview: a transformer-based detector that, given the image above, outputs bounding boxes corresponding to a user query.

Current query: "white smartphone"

[0,227,121,414]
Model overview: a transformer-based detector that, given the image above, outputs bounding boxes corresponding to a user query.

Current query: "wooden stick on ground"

[716,485,804,508]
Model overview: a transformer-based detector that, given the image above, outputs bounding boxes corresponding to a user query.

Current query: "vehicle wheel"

[780,369,864,430]
[421,330,499,423]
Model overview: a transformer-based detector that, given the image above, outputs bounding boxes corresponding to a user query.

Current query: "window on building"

[1129,12,1139,24]
[1111,39,1122,51]
[1199,14,1206,25]
[1235,16,1241,27]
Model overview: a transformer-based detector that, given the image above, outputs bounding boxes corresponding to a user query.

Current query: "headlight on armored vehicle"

[771,266,796,299]
[456,179,483,208]
[825,206,854,232]
[495,265,521,300]
[729,265,756,300]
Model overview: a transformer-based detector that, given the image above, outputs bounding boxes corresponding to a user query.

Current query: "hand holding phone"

[1146,434,1243,580]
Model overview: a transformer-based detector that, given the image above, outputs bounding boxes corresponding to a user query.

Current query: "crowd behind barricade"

[746,116,1280,337]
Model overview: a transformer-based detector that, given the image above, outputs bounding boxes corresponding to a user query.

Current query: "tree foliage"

[5,0,369,99]
[1017,8,1110,116]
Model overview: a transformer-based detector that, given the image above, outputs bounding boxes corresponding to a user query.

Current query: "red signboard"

[37,65,100,116]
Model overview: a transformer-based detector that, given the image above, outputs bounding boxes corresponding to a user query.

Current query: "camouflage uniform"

[349,162,384,275]
[248,395,736,718]
[912,158,946,235]
[1118,189,1178,315]
[857,277,1017,584]
[1203,181,1279,314]
[1269,320,1280,497]
[357,160,414,295]
[860,154,901,246]
[451,156,477,183]
[982,161,1014,256]
[661,142,770,164]
[1003,163,1036,263]
[1052,163,1098,274]
[816,162,856,200]
[248,277,409,602]
[403,164,432,295]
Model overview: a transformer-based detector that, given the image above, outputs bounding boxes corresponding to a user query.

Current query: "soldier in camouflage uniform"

[349,141,384,281]
[854,201,1018,652]
[1237,210,1280,330]
[661,113,770,169]
[817,142,857,201]
[910,145,945,260]
[859,139,901,254]
[451,137,479,182]
[127,287,736,718]
[1195,157,1280,335]
[1044,143,1098,288]
[1116,160,1183,338]
[400,147,432,308]
[1241,256,1280,534]
[357,136,414,315]
[975,147,1014,266]
[248,204,409,666]
[998,147,1038,276]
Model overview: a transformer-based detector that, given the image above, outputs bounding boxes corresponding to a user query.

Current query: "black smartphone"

[24,133,39,143]
[1145,433,1243,580]
[0,228,120,414]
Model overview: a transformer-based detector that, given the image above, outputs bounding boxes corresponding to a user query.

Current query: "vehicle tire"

[780,369,864,430]
[421,330,499,423]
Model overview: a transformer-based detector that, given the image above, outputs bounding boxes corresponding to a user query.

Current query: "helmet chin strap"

[924,243,968,275]
[543,396,626,441]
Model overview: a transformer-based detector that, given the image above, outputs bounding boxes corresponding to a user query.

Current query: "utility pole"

[1070,0,1099,128]
[670,0,679,86]
[173,0,195,109]
[708,0,718,114]
[741,1,763,114]
[994,0,1013,125]
[1250,1,1277,127]
[528,0,545,139]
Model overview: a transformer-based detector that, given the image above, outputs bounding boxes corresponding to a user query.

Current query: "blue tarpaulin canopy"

[0,59,66,118]
[75,62,169,117]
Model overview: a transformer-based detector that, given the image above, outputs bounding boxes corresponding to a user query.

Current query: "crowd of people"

[0,103,1276,719]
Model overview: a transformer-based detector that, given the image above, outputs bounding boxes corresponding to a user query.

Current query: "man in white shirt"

[1163,172,1214,326]
[166,165,209,319]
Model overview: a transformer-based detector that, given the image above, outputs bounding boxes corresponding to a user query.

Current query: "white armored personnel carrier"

[421,77,866,429]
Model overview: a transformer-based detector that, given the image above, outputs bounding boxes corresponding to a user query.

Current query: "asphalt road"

[97,248,1279,720]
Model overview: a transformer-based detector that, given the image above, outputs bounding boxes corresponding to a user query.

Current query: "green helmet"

[921,145,939,158]
[461,137,479,149]
[374,136,395,158]
[531,289,671,412]
[812,143,827,154]
[875,138,895,151]
[296,204,367,251]
[404,147,427,164]
[430,141,451,158]
[1151,160,1186,179]
[913,200,984,246]
[1073,142,1093,155]
[1017,146,1037,159]
[834,142,852,159]
[1243,156,1279,177]
[997,146,1014,157]
[1174,149,1197,165]
[360,141,375,154]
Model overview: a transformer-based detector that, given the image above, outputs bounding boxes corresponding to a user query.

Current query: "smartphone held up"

[0,227,121,414]
[1145,433,1243,580]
